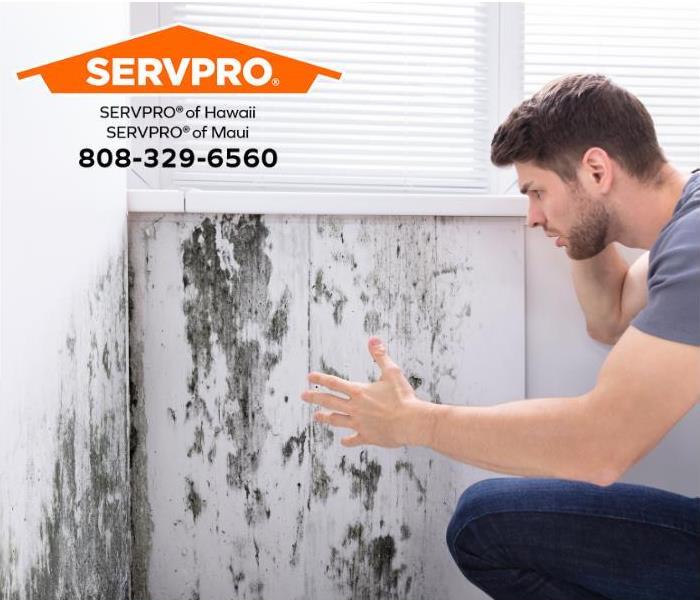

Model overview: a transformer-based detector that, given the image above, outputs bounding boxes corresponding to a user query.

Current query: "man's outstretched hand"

[300,337,434,448]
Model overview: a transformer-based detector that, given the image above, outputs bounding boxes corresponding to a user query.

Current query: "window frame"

[128,2,525,198]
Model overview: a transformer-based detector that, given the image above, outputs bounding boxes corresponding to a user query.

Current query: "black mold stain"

[253,538,260,567]
[289,509,305,566]
[311,455,333,501]
[395,460,427,504]
[432,265,458,277]
[312,268,349,325]
[400,524,411,540]
[181,215,289,513]
[327,523,406,599]
[10,252,130,600]
[129,252,154,600]
[312,269,332,303]
[185,477,204,521]
[167,407,177,424]
[187,422,205,457]
[243,484,271,526]
[228,564,245,593]
[363,309,381,334]
[319,356,349,381]
[265,287,291,343]
[407,375,423,390]
[343,450,382,511]
[282,429,307,466]
[65,334,76,356]
[249,580,264,600]
[102,342,111,378]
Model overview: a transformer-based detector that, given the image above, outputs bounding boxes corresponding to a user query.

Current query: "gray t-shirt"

[631,169,700,346]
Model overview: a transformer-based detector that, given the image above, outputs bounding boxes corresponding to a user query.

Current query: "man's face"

[514,161,611,260]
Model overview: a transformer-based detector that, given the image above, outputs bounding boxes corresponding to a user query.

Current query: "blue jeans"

[446,477,700,599]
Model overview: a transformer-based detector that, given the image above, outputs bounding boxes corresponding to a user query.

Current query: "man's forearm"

[408,395,622,486]
[570,243,628,340]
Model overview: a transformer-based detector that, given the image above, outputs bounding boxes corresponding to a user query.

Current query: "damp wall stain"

[395,460,428,504]
[340,451,382,511]
[127,213,526,599]
[327,522,407,600]
[129,236,154,600]
[181,215,280,497]
[0,247,130,600]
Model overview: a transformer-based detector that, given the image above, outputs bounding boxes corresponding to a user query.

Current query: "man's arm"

[303,333,699,486]
[571,244,649,345]
[414,327,698,485]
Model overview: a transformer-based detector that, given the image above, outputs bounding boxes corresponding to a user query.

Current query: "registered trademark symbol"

[272,78,280,86]
[183,126,190,133]
[176,105,184,113]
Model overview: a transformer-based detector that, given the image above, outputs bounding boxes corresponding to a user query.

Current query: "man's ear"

[580,147,613,193]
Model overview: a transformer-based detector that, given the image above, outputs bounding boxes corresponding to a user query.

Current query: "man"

[300,74,700,599]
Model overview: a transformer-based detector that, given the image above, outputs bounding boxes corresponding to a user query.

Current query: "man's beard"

[566,188,611,260]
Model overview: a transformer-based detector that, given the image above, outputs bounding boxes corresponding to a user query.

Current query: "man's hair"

[491,74,666,182]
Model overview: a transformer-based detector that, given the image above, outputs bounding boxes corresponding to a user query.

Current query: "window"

[524,3,700,174]
[133,3,700,193]
[154,1,494,193]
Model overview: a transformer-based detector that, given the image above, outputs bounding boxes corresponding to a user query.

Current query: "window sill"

[127,190,526,217]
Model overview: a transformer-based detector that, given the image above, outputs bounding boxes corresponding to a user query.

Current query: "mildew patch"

[66,334,76,356]
[243,484,271,526]
[228,565,245,593]
[129,256,154,600]
[395,460,427,504]
[312,268,349,326]
[311,455,334,501]
[265,288,291,343]
[17,252,129,600]
[319,357,349,381]
[363,309,382,334]
[407,375,423,390]
[327,523,406,599]
[289,509,305,566]
[185,478,204,521]
[339,451,382,511]
[249,580,264,600]
[187,422,205,458]
[102,342,111,378]
[281,429,307,466]
[181,215,289,498]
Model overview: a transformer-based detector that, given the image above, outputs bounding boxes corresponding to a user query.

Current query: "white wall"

[526,229,700,497]
[0,3,131,597]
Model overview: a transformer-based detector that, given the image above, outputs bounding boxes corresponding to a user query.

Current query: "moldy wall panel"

[128,213,524,600]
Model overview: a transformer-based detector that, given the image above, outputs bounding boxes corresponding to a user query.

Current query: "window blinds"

[156,2,491,192]
[524,3,700,174]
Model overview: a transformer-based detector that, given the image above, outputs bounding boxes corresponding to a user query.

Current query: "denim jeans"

[446,477,700,600]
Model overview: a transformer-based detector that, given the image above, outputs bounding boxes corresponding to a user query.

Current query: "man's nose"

[527,201,545,229]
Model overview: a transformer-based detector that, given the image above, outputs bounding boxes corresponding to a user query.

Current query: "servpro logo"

[17,24,342,93]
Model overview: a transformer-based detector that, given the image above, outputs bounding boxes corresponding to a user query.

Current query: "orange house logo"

[17,24,342,93]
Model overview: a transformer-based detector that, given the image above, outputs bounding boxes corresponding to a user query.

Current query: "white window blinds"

[523,3,700,174]
[157,2,491,192]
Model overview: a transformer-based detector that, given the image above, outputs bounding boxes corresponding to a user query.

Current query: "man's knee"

[446,477,518,562]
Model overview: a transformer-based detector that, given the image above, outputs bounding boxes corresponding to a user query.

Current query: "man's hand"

[300,337,432,448]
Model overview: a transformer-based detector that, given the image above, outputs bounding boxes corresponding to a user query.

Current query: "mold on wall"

[0,248,130,600]
[127,212,525,599]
